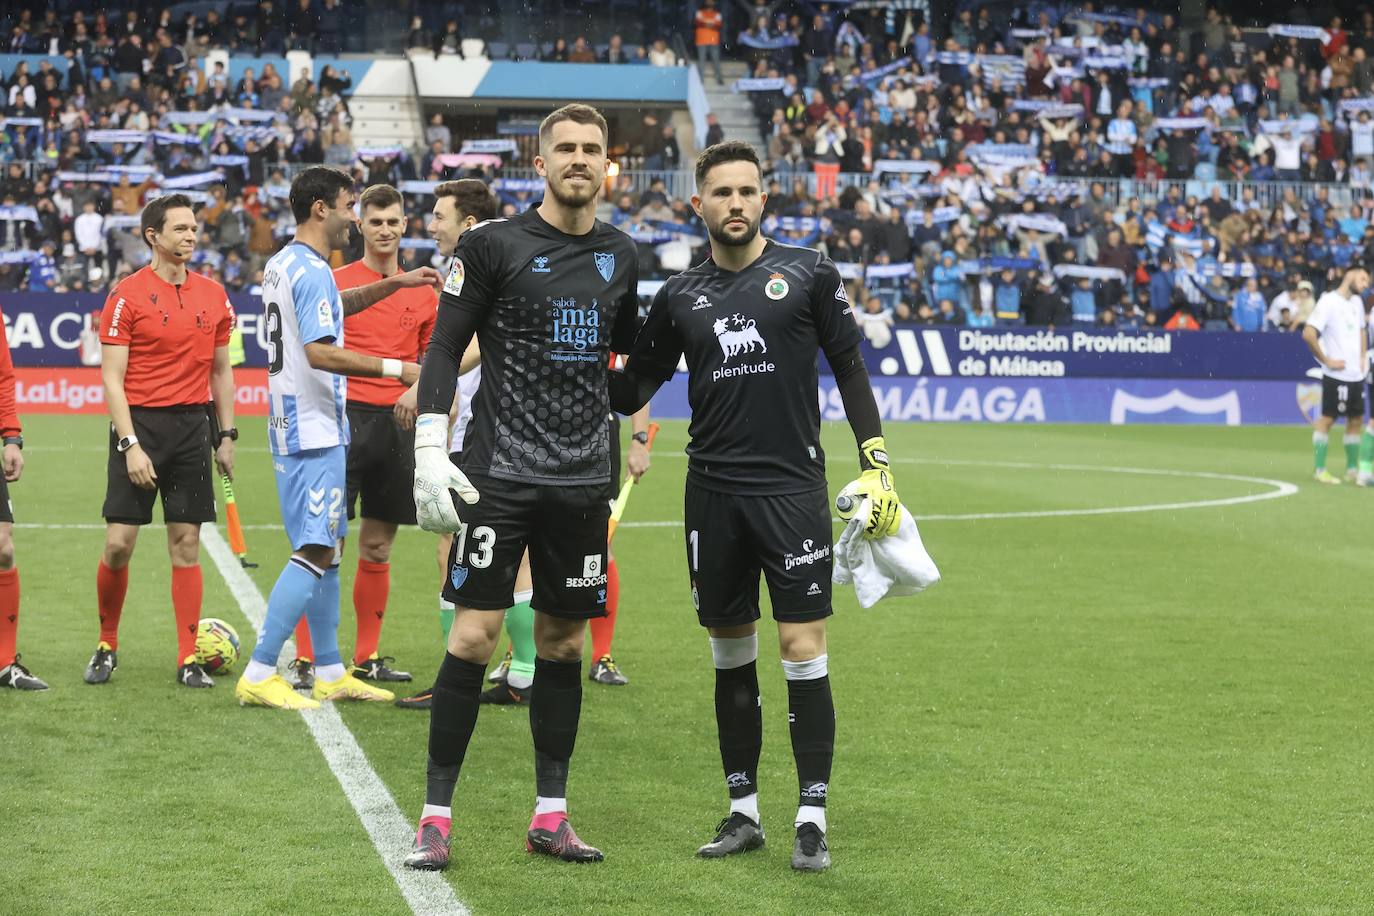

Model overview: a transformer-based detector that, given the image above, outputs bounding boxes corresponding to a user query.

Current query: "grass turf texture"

[3,416,1370,914]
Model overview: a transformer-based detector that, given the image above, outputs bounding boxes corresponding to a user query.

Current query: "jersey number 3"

[266,302,284,375]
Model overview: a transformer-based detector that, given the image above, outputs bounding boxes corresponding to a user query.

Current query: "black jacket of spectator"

[1024,286,1071,325]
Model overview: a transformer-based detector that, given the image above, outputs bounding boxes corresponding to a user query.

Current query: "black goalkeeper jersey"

[438,207,640,486]
[626,240,862,496]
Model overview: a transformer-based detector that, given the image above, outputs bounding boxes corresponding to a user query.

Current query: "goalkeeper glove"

[839,436,901,539]
[413,413,479,533]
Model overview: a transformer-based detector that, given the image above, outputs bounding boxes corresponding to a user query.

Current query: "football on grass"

[195,618,241,675]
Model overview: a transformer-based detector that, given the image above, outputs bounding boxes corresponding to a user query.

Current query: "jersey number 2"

[265,302,284,375]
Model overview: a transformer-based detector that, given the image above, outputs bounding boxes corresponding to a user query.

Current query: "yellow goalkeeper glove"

[838,437,901,539]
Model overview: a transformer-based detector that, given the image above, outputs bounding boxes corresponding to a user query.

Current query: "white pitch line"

[199,525,469,916]
[17,463,1299,534]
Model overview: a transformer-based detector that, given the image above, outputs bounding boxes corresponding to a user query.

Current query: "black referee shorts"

[441,471,610,619]
[0,474,13,524]
[683,479,834,629]
[1322,375,1366,420]
[103,405,216,526]
[345,401,417,525]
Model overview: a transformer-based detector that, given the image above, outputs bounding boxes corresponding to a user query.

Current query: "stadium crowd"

[4,2,1374,333]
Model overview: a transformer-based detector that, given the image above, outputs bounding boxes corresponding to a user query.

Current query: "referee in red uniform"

[0,308,46,690]
[288,184,436,688]
[85,193,237,689]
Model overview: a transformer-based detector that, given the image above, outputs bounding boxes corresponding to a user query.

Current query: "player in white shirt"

[235,166,439,709]
[1358,302,1374,486]
[1302,267,1370,485]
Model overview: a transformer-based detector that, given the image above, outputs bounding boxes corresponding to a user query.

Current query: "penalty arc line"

[199,525,470,916]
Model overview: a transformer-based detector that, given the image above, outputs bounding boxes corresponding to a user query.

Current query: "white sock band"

[439,597,455,611]
[796,804,827,832]
[534,796,566,815]
[421,804,451,821]
[513,588,533,604]
[730,792,760,823]
[1314,430,1329,444]
[1346,433,1361,445]
[782,654,829,681]
[316,662,346,682]
[709,633,759,670]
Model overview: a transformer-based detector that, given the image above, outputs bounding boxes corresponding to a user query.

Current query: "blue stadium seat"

[487,41,510,60]
[514,42,537,60]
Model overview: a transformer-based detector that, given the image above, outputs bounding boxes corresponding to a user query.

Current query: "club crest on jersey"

[444,258,465,296]
[594,252,615,282]
[450,564,469,590]
[531,256,551,274]
[765,273,789,300]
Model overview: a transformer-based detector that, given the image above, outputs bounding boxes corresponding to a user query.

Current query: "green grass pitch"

[3,416,1371,914]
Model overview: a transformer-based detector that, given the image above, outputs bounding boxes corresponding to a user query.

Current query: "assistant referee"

[86,193,237,689]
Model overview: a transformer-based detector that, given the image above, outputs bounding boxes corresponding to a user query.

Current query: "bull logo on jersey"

[713,314,768,362]
[594,252,615,282]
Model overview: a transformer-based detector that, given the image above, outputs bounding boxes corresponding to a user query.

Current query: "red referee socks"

[588,557,620,661]
[96,561,129,650]
[0,567,19,669]
[171,564,202,664]
[293,617,314,661]
[352,559,390,665]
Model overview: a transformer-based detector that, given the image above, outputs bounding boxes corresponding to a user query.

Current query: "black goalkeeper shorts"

[683,479,834,628]
[0,473,12,524]
[441,472,610,619]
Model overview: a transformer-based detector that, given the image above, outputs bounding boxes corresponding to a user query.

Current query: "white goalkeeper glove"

[413,413,479,533]
[836,436,901,539]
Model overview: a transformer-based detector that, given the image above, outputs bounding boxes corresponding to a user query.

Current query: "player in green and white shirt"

[1358,298,1374,486]
[1302,267,1370,484]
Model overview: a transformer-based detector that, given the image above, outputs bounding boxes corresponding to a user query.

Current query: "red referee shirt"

[0,308,21,438]
[338,259,437,406]
[99,266,235,407]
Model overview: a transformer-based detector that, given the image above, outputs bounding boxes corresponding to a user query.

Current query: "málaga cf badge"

[594,252,615,282]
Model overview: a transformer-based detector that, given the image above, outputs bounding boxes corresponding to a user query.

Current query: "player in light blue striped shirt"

[236,167,439,709]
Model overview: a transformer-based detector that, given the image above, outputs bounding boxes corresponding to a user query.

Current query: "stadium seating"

[1,3,1370,331]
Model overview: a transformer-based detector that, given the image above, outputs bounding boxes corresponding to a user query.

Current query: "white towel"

[832,502,941,609]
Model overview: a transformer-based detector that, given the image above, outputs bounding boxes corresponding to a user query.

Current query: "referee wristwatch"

[631,431,649,445]
[217,427,239,443]
[116,434,139,453]
[2,435,21,450]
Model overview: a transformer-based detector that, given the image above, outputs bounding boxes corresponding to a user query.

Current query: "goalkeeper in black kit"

[402,104,641,870]
[609,141,903,872]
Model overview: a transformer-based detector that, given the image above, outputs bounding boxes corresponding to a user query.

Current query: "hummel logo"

[532,256,551,273]
[692,294,713,310]
[308,487,325,515]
